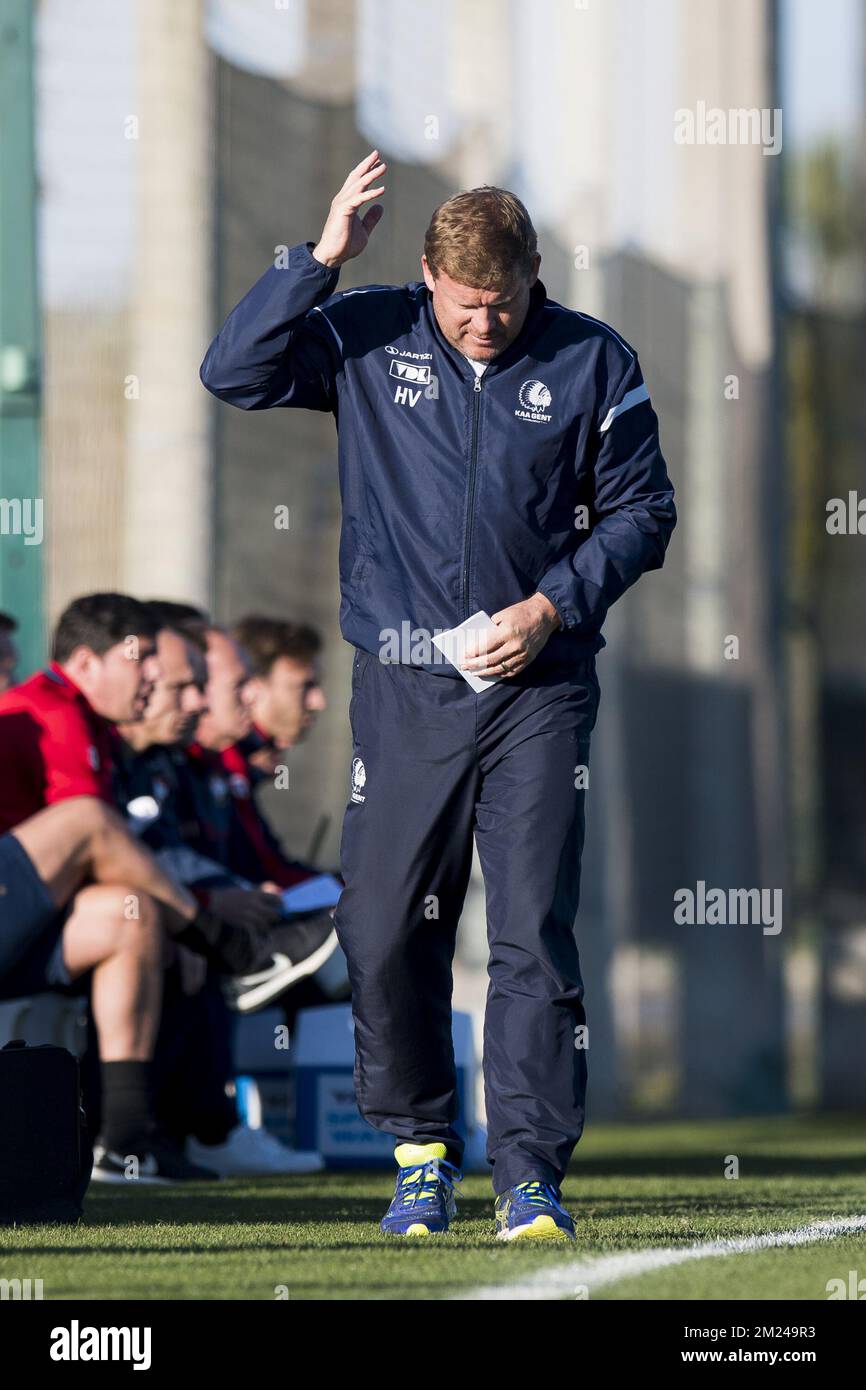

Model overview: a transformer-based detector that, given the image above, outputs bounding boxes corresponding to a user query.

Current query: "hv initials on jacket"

[199,242,676,675]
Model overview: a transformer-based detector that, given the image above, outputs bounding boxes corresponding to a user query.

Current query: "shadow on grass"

[3,1194,859,1259]
[569,1152,866,1177]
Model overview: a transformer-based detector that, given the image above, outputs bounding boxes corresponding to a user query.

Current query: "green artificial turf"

[1,1113,864,1300]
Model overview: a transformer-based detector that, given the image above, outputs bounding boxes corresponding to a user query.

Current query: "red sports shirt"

[0,662,115,833]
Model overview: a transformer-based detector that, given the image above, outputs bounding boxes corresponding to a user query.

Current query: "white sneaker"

[186,1125,325,1176]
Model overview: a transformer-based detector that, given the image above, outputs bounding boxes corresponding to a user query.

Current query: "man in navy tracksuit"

[200,151,676,1240]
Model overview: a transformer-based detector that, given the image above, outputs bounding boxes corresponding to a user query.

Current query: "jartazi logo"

[389,359,431,384]
[385,345,432,359]
[515,379,552,422]
[50,1321,151,1370]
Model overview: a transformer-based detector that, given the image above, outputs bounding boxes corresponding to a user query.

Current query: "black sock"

[100,1060,155,1155]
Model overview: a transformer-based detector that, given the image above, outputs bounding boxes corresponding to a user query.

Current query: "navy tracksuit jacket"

[200,242,676,1190]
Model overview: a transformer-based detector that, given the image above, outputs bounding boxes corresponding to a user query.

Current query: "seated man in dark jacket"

[112,621,332,1175]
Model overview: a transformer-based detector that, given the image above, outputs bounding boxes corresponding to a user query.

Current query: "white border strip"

[599,382,650,433]
[455,1215,866,1301]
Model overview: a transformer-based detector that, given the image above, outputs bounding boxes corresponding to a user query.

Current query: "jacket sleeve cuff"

[292,241,341,289]
[536,575,575,631]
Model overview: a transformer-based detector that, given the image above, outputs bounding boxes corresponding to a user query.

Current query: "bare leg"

[12,797,197,930]
[7,802,210,1165]
[62,884,165,1060]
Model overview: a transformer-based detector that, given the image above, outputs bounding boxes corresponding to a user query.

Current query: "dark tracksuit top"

[199,242,676,669]
[199,242,676,1192]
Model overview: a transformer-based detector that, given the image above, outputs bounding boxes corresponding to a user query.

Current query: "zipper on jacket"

[461,373,483,622]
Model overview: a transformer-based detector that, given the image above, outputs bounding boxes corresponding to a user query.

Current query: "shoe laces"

[395,1157,462,1210]
[512,1180,566,1213]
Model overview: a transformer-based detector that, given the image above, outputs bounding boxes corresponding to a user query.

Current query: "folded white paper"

[431,611,502,693]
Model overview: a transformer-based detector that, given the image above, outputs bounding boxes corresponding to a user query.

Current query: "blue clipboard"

[280,873,343,916]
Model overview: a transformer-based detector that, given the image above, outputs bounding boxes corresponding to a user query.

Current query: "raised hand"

[311,150,387,270]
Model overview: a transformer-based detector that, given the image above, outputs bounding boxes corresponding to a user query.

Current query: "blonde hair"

[424,186,538,289]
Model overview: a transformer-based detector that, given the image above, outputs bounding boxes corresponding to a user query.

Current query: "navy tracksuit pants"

[333,646,600,1194]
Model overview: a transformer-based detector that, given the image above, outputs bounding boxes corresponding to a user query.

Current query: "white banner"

[205,0,307,79]
[356,0,461,162]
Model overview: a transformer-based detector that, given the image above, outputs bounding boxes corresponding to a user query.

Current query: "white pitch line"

[456,1215,866,1301]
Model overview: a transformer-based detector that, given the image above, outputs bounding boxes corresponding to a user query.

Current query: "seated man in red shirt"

[0,592,159,833]
[231,614,327,779]
[0,594,269,1181]
[221,616,336,887]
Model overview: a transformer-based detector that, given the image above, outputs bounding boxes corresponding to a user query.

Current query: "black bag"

[0,1039,93,1225]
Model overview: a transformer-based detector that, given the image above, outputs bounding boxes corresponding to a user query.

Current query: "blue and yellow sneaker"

[380,1142,461,1236]
[494,1181,576,1241]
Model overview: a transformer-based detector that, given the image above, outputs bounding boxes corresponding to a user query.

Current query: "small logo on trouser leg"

[351,757,367,804]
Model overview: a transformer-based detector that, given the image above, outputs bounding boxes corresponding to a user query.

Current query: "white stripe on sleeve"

[599,382,650,434]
